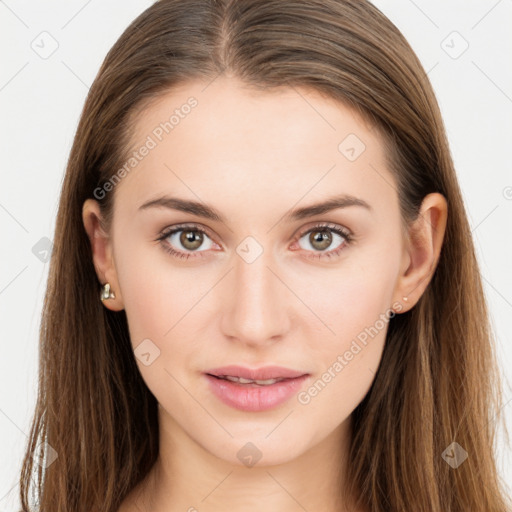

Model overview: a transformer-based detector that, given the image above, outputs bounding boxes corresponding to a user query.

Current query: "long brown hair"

[18,1,511,510]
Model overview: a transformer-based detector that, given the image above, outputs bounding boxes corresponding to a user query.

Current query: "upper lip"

[206,365,309,381]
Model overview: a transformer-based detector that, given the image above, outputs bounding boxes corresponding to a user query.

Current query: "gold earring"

[100,282,116,301]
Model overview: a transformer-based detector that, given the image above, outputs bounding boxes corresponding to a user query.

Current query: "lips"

[205,365,309,381]
[204,371,310,412]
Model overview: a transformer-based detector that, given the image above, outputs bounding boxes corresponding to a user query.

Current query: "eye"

[156,222,353,261]
[156,224,217,260]
[293,222,353,260]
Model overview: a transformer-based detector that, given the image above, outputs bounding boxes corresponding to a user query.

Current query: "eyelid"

[293,221,352,240]
[158,222,219,243]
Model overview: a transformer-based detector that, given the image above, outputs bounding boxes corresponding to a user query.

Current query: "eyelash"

[156,222,354,261]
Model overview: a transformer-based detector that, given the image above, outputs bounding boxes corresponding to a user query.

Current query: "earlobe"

[82,199,124,311]
[393,192,448,313]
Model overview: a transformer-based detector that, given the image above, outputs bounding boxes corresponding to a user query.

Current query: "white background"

[1,0,511,509]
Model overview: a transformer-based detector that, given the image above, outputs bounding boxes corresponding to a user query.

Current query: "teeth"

[236,377,256,384]
[220,375,283,385]
[224,375,241,382]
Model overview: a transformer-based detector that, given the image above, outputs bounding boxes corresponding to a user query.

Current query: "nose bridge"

[220,241,289,344]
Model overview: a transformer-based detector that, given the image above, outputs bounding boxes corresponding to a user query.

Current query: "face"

[93,76,409,466]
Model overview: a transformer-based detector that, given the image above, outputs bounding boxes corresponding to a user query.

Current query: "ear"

[82,199,124,311]
[393,192,448,313]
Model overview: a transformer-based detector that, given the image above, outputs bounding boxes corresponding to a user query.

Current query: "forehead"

[114,76,396,222]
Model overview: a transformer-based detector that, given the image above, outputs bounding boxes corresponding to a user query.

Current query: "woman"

[18,1,511,511]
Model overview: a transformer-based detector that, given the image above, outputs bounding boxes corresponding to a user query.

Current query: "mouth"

[205,364,309,382]
[203,366,311,412]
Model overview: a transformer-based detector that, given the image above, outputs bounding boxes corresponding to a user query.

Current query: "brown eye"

[179,230,204,250]
[308,230,333,251]
[298,227,347,253]
[159,225,216,256]
[294,223,353,261]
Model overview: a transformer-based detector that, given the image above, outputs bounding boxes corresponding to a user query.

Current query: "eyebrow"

[138,194,372,223]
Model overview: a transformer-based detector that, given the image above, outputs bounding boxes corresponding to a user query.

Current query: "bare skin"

[83,75,447,512]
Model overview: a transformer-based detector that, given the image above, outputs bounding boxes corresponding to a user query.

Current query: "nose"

[219,247,291,347]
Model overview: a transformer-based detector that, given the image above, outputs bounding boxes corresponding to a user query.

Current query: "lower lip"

[204,374,310,412]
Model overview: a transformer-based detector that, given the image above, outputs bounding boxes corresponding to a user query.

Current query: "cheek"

[295,299,392,435]
[113,236,182,346]
[305,244,399,342]
[114,241,219,393]
[295,245,399,408]
[309,277,390,380]
[114,245,202,400]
